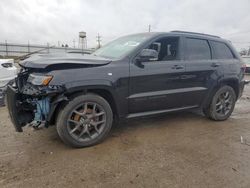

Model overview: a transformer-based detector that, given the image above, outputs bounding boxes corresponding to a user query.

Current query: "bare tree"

[239,48,247,56]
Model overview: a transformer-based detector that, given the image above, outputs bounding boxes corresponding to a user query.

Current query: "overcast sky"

[0,0,250,50]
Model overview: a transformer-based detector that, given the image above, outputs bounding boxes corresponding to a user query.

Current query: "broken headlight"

[27,74,53,86]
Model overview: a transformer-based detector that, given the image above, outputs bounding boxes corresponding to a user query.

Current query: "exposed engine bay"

[6,53,112,132]
[7,68,66,131]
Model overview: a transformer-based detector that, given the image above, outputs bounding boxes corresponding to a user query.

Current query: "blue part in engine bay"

[34,97,50,122]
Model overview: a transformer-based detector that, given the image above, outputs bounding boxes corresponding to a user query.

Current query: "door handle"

[211,63,220,67]
[172,65,184,70]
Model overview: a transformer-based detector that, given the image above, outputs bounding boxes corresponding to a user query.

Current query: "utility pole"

[72,39,76,48]
[28,40,30,53]
[47,42,50,53]
[148,24,151,32]
[96,33,101,49]
[5,40,8,57]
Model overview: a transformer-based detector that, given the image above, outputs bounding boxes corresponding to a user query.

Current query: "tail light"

[1,63,13,68]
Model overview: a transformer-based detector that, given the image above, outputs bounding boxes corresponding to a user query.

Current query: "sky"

[0,0,250,50]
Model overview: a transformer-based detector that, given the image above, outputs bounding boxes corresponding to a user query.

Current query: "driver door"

[128,36,190,115]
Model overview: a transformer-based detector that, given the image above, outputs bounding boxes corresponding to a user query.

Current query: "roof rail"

[171,30,220,38]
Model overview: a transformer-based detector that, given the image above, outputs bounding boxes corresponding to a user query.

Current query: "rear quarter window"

[210,41,234,59]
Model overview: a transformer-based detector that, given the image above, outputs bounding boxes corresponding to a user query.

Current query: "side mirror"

[138,49,158,62]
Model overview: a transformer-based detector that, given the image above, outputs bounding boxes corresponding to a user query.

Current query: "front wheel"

[203,86,236,121]
[56,94,113,148]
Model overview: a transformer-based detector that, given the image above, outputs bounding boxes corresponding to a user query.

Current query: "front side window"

[210,41,234,59]
[186,38,211,60]
[147,37,179,61]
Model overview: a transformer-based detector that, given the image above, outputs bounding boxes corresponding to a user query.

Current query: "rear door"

[182,37,224,106]
[210,41,240,76]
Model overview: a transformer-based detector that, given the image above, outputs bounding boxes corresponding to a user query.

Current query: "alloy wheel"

[67,102,106,142]
[215,91,233,116]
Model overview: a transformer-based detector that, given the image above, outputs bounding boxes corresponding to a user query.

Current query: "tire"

[203,85,236,121]
[56,93,113,148]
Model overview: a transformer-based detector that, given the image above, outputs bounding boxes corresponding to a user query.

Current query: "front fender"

[60,79,127,118]
[64,79,114,94]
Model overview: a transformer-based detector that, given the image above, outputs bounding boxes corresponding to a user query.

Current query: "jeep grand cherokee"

[6,31,247,147]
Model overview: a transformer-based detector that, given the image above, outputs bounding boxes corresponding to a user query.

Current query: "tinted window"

[211,41,234,59]
[148,37,179,61]
[186,38,211,60]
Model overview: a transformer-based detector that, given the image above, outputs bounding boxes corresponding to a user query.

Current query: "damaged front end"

[6,69,66,132]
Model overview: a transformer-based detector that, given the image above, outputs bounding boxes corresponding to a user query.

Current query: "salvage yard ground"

[1,75,250,188]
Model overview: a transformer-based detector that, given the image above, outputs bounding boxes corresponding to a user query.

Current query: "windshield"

[243,57,250,64]
[93,34,151,59]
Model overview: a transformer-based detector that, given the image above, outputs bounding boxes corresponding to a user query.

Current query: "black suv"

[6,31,246,147]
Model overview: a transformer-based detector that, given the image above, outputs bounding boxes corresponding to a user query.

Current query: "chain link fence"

[0,42,93,58]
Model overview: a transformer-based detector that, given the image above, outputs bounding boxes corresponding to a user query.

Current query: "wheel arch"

[64,84,118,115]
[202,77,240,109]
[219,78,240,99]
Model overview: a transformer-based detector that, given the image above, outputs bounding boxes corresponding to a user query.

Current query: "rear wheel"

[203,86,236,121]
[56,94,113,147]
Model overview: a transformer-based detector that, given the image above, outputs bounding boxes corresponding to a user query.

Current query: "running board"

[126,105,199,119]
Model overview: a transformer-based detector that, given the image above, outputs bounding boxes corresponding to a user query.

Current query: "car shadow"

[110,109,205,135]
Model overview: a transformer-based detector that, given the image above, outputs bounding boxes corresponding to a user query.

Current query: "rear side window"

[186,38,211,60]
[210,41,234,59]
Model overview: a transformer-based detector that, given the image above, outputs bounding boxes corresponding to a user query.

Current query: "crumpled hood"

[19,53,112,69]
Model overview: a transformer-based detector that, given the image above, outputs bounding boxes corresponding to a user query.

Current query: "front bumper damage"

[6,86,31,132]
[6,80,67,132]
